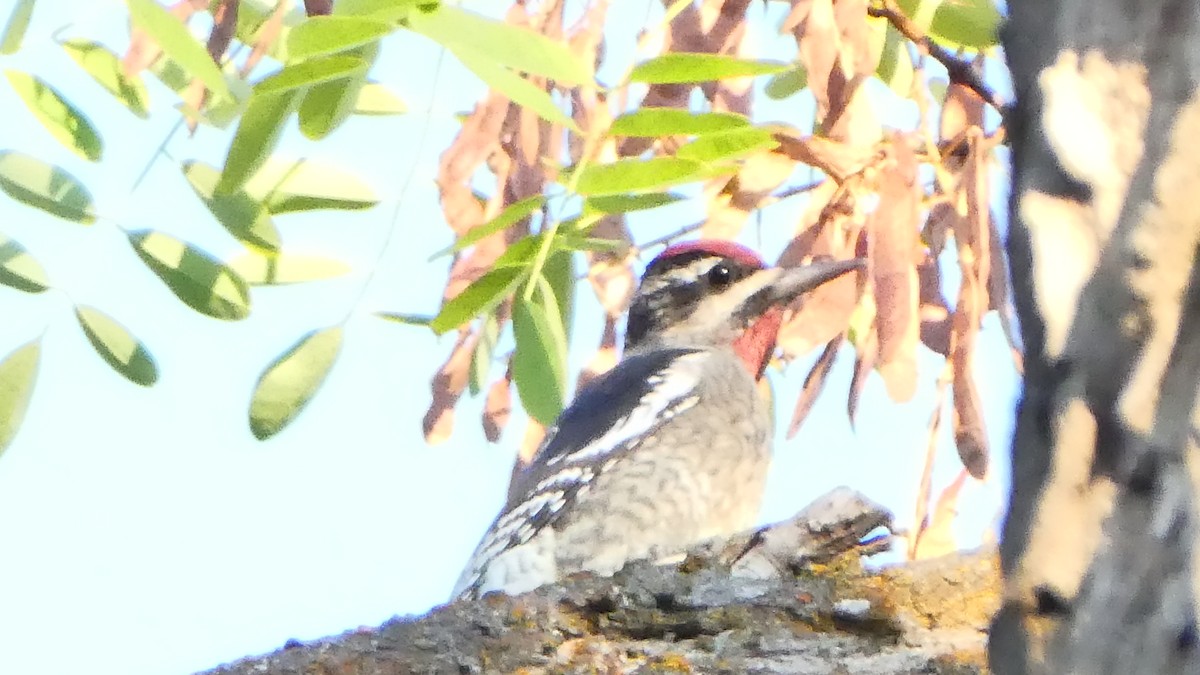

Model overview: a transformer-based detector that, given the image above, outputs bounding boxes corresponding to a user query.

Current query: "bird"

[450,238,862,601]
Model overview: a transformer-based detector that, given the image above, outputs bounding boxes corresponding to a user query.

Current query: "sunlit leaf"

[431,195,545,259]
[4,70,103,161]
[249,327,344,439]
[875,24,914,95]
[235,0,302,63]
[126,0,232,101]
[242,157,378,213]
[584,192,684,214]
[128,230,251,320]
[1,0,36,55]
[431,265,526,334]
[354,81,407,115]
[925,0,1001,49]
[74,305,158,386]
[255,54,369,94]
[407,4,590,84]
[0,339,39,458]
[609,108,749,137]
[375,312,433,326]
[556,235,628,254]
[630,53,789,84]
[928,76,949,102]
[543,249,574,336]
[287,15,391,61]
[62,39,150,118]
[334,0,420,21]
[183,162,281,252]
[0,151,94,224]
[0,233,49,293]
[469,312,499,395]
[452,48,575,129]
[512,276,567,425]
[675,127,779,163]
[765,66,807,99]
[787,334,844,438]
[217,89,303,194]
[573,157,707,196]
[228,251,351,285]
[298,44,376,140]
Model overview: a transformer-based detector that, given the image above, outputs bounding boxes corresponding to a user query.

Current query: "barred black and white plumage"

[450,240,862,601]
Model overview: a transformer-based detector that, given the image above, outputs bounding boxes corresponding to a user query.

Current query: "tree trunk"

[992,0,1200,672]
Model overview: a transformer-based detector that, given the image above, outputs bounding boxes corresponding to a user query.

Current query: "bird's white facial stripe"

[641,258,722,295]
[551,352,707,466]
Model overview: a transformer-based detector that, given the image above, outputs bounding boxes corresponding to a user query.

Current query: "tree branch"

[867,0,1005,112]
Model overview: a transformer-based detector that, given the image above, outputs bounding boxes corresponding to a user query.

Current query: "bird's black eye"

[706,262,732,288]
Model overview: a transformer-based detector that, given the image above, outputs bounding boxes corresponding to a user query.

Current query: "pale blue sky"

[0,1,1017,673]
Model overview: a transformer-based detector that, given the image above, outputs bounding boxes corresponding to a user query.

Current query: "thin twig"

[867,0,1005,112]
[768,179,826,203]
[637,221,704,252]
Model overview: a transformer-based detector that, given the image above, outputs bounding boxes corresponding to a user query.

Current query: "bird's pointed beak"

[765,258,864,304]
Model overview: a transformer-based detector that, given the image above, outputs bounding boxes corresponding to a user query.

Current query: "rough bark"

[204,490,999,674]
[992,0,1200,673]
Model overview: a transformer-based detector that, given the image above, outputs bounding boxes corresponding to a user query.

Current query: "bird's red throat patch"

[734,306,784,381]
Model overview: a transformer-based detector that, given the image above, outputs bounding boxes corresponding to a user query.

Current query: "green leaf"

[184,162,281,253]
[242,157,378,214]
[75,305,158,386]
[610,108,749,137]
[407,5,589,85]
[928,76,949,102]
[431,195,545,259]
[573,157,707,196]
[249,327,344,440]
[1,0,35,55]
[585,192,683,214]
[543,249,574,336]
[0,151,94,224]
[62,39,151,118]
[354,81,407,115]
[255,54,369,94]
[217,89,303,194]
[431,265,526,334]
[765,66,807,100]
[287,15,391,61]
[469,312,499,396]
[128,230,251,320]
[0,339,39,459]
[557,236,629,254]
[235,0,302,62]
[227,251,351,285]
[4,70,103,161]
[375,312,433,326]
[126,0,232,101]
[675,127,779,163]
[452,48,575,129]
[334,0,420,21]
[874,24,914,95]
[927,0,1001,49]
[298,44,377,140]
[629,53,789,84]
[0,233,49,293]
[512,276,567,425]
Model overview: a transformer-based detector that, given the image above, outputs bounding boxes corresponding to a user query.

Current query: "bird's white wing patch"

[546,351,707,467]
[451,351,709,600]
[451,475,593,599]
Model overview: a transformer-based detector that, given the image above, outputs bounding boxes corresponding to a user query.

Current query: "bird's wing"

[450,348,708,599]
